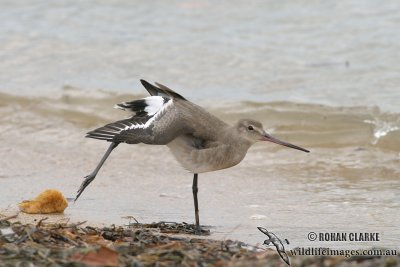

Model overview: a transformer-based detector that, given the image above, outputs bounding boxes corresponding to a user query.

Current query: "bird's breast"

[167,136,249,173]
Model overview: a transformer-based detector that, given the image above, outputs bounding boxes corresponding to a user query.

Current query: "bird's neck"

[223,126,254,152]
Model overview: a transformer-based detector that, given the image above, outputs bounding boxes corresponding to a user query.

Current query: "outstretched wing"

[86,80,196,145]
[86,95,175,144]
[86,80,226,146]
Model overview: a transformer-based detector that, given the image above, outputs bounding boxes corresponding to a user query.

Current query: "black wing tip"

[155,81,187,100]
[140,79,150,86]
[139,79,187,100]
[140,79,159,96]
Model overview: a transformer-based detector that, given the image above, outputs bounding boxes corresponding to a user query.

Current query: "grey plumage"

[76,80,309,230]
[86,80,240,172]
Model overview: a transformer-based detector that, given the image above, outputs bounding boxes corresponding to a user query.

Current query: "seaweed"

[0,214,398,267]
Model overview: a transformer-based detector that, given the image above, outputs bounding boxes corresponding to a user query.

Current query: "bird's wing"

[86,94,180,144]
[86,80,227,145]
[140,79,186,100]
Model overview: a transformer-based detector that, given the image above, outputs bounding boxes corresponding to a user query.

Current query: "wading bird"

[75,80,309,229]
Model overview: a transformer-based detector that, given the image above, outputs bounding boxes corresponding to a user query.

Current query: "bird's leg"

[75,142,119,201]
[192,173,200,231]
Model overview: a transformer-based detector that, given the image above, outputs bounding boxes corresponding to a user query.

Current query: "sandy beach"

[1,1,399,265]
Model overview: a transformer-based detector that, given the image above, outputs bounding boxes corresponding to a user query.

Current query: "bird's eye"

[248,125,254,131]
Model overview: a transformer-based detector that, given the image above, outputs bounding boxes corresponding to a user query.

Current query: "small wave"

[363,118,400,151]
[364,119,400,143]
[1,89,399,151]
[0,87,143,128]
[214,101,400,151]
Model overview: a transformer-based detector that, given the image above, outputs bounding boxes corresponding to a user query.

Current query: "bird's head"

[236,119,309,153]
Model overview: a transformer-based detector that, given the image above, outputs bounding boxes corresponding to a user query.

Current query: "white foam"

[364,119,400,144]
[250,214,267,220]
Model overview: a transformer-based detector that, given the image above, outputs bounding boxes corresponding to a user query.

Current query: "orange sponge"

[19,189,68,214]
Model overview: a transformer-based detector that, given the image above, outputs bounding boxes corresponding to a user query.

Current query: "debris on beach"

[18,189,68,214]
[0,214,398,266]
[127,221,211,235]
[0,218,270,266]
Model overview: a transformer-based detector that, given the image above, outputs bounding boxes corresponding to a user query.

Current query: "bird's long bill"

[262,134,310,153]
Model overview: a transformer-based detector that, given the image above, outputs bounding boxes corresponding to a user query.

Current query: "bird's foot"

[75,173,96,202]
[194,225,202,235]
[192,223,211,235]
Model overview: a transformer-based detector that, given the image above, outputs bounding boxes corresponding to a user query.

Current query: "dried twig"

[0,213,19,222]
[122,215,139,224]
[36,217,49,227]
[67,220,87,228]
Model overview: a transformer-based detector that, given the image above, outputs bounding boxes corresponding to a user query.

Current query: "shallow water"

[1,0,399,250]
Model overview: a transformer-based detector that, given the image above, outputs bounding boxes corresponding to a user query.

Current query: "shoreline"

[0,211,398,267]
